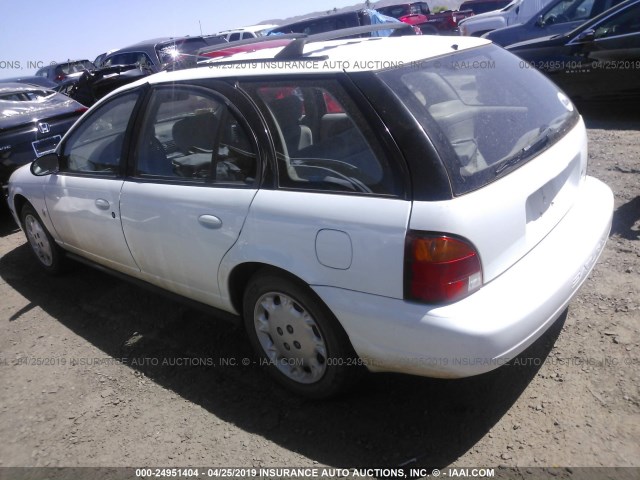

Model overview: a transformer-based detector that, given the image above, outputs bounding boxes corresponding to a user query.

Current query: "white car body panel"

[219,190,411,307]
[314,176,612,377]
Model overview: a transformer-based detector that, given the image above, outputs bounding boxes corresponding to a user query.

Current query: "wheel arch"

[226,262,315,317]
[12,194,29,225]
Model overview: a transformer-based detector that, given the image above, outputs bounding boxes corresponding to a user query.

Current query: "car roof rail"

[196,33,308,59]
[197,22,414,66]
[274,22,413,60]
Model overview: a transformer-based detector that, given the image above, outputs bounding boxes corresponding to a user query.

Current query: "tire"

[20,204,66,274]
[243,271,361,399]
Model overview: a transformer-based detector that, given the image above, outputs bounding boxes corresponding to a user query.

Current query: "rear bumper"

[313,176,613,378]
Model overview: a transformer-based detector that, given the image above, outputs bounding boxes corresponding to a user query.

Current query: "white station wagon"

[6,30,613,397]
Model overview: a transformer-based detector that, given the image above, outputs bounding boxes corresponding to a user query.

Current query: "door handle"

[198,214,222,229]
[95,199,110,210]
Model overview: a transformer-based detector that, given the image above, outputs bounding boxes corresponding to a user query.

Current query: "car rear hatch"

[377,44,586,294]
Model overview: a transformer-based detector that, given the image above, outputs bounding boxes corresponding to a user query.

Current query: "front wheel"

[21,204,66,274]
[243,271,361,398]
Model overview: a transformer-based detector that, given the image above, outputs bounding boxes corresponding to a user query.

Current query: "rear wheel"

[21,204,66,274]
[243,271,360,398]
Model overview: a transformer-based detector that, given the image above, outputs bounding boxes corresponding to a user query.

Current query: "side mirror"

[30,153,60,176]
[576,28,595,42]
[535,15,545,27]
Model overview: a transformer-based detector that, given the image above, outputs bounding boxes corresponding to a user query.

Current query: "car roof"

[51,59,92,66]
[0,77,58,88]
[0,82,53,94]
[122,36,207,49]
[218,24,279,34]
[100,36,489,101]
[193,35,488,75]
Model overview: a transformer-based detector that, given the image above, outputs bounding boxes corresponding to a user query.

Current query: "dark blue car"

[484,0,624,46]
[0,83,86,190]
[507,0,640,101]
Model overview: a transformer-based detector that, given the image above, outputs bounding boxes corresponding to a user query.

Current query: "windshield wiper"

[495,126,553,175]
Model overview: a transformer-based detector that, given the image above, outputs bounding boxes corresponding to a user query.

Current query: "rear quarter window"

[378,45,578,196]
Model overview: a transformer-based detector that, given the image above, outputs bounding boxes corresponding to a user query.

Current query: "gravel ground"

[0,104,638,476]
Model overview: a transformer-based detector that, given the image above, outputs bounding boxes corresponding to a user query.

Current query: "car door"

[43,90,142,274]
[575,2,640,99]
[119,83,261,307]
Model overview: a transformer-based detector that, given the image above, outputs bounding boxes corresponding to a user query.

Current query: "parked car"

[376,2,432,24]
[66,64,152,107]
[93,50,118,69]
[34,59,95,83]
[508,0,640,101]
[484,0,625,46]
[196,24,417,64]
[217,24,278,42]
[102,36,227,73]
[267,9,401,37]
[376,2,475,34]
[0,83,86,191]
[459,0,554,36]
[7,33,613,398]
[197,34,301,61]
[459,0,512,15]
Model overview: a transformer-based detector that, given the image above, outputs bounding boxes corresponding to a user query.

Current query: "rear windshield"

[377,44,578,196]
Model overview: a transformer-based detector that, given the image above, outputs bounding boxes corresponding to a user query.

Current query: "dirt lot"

[0,105,638,476]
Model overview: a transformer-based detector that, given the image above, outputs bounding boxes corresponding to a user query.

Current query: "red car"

[377,2,475,34]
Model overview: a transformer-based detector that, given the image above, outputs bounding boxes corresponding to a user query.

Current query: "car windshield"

[377,44,578,195]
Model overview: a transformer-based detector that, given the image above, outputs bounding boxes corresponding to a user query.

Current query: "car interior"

[135,89,257,184]
[256,85,397,195]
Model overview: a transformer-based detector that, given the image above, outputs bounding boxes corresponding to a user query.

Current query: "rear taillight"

[55,74,66,81]
[404,233,482,304]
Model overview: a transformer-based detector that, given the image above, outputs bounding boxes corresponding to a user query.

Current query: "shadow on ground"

[578,101,640,130]
[0,205,19,237]
[612,196,640,241]
[0,243,563,470]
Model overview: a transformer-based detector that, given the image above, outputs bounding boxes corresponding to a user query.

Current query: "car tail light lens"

[405,233,482,304]
[55,74,66,81]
